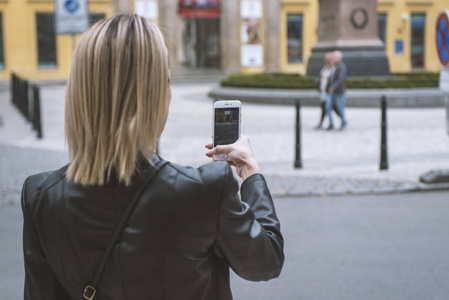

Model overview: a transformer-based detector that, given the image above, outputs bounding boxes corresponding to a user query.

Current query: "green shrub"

[220,72,440,89]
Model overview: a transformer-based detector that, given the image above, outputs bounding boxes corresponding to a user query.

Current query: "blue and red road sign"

[436,10,449,67]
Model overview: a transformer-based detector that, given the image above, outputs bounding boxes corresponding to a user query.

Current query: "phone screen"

[214,107,240,147]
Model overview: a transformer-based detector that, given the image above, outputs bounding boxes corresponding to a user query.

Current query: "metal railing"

[11,73,43,139]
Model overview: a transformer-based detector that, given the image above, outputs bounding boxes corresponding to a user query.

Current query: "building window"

[0,12,4,69]
[378,13,387,45]
[89,13,106,27]
[36,13,57,68]
[286,13,303,64]
[411,13,426,69]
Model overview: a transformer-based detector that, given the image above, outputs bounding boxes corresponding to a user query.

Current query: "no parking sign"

[54,0,89,34]
[437,10,449,134]
[436,9,449,67]
[436,10,449,92]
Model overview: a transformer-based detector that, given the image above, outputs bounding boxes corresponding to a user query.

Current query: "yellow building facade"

[0,0,446,80]
[280,0,448,74]
[0,0,113,80]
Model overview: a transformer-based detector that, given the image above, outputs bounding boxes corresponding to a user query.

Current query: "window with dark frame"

[36,12,57,68]
[89,13,106,27]
[378,13,387,45]
[0,12,4,69]
[286,13,303,64]
[411,13,426,68]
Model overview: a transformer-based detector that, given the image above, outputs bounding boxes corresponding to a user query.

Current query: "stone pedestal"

[307,0,390,77]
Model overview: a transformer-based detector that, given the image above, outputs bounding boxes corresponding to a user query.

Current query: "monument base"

[307,42,390,77]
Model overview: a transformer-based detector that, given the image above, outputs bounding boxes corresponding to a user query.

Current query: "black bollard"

[33,86,43,139]
[380,96,388,170]
[294,99,303,169]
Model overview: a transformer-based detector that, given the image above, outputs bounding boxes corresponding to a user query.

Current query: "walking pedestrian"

[326,50,347,131]
[315,52,340,129]
[21,14,284,300]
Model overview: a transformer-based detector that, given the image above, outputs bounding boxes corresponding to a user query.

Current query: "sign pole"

[72,33,77,53]
[419,9,449,184]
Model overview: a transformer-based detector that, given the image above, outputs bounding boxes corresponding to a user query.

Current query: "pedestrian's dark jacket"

[330,62,347,94]
[21,155,284,300]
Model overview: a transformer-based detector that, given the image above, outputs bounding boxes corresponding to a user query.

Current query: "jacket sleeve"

[22,178,70,300]
[214,168,284,281]
[330,64,347,92]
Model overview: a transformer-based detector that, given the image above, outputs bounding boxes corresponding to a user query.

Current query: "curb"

[209,87,447,108]
[270,182,449,198]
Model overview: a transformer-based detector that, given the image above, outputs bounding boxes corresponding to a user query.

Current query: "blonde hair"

[324,52,333,66]
[65,14,170,186]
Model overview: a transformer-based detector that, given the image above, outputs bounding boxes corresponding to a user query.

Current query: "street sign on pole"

[436,9,449,135]
[54,0,89,34]
[436,9,449,68]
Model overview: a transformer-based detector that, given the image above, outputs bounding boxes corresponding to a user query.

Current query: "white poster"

[241,44,263,67]
[135,1,159,20]
[54,0,89,34]
[240,0,262,19]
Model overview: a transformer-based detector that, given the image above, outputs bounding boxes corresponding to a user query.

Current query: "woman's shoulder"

[22,165,68,213]
[165,160,236,194]
[167,161,233,183]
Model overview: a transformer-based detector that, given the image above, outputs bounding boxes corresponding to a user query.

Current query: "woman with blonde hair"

[315,52,340,129]
[21,14,284,300]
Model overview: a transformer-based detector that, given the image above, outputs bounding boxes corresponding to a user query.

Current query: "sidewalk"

[1,83,449,206]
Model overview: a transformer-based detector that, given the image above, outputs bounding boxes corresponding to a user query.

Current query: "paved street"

[231,191,449,300]
[2,191,448,299]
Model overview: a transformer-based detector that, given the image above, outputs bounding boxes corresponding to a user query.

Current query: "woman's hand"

[205,135,261,181]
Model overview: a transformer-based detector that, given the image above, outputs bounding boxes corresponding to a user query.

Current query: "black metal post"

[380,96,388,170]
[11,73,16,107]
[294,99,303,168]
[32,85,43,139]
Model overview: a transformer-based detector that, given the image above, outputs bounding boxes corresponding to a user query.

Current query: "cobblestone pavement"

[1,83,449,205]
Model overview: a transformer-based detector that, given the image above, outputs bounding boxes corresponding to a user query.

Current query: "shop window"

[378,13,387,45]
[286,13,303,64]
[89,13,106,27]
[411,13,425,69]
[36,13,57,68]
[0,12,4,69]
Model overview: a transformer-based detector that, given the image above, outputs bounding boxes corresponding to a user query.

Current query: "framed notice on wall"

[54,0,89,34]
[240,0,263,67]
[135,0,159,20]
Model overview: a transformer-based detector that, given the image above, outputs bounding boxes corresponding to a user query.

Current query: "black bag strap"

[83,159,169,300]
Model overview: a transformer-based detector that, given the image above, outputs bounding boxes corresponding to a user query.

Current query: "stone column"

[113,0,132,14]
[159,0,182,71]
[307,0,390,76]
[220,0,241,74]
[264,0,281,72]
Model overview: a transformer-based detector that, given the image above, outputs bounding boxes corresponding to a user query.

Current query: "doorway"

[181,18,221,68]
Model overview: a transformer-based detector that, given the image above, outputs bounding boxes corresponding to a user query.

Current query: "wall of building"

[280,0,319,74]
[378,0,444,73]
[0,0,113,80]
[280,0,446,74]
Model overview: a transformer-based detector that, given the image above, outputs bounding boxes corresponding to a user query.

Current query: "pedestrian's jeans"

[326,93,346,127]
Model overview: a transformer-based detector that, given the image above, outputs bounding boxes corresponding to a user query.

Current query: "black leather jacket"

[22,155,284,300]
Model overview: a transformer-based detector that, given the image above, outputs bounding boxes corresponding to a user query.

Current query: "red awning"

[179,0,219,18]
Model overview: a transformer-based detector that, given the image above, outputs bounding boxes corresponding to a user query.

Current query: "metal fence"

[11,73,43,139]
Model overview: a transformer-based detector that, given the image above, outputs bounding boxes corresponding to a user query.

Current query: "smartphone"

[213,100,241,161]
